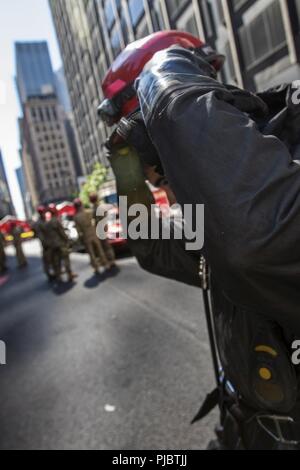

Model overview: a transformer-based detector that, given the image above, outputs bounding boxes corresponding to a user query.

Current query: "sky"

[0,0,62,218]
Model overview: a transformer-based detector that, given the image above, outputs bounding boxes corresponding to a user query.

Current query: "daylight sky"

[0,0,62,218]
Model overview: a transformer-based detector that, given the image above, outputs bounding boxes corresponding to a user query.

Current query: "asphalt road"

[0,240,217,450]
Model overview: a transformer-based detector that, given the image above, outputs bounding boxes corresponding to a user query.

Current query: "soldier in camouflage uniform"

[73,198,111,274]
[33,206,54,281]
[89,193,116,267]
[46,204,77,282]
[10,222,27,268]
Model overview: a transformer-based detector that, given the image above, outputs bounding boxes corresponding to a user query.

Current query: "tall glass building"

[50,0,300,172]
[15,42,56,105]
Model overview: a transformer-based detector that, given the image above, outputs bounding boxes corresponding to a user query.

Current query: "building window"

[39,108,44,122]
[104,0,115,30]
[151,0,166,30]
[166,0,187,19]
[232,0,249,11]
[128,0,145,26]
[136,17,150,39]
[176,4,199,36]
[111,24,122,56]
[201,0,216,39]
[223,41,236,82]
[46,107,52,121]
[238,0,286,70]
[120,12,129,44]
[52,107,57,120]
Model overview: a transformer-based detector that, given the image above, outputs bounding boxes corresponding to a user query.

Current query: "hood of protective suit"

[135,46,300,334]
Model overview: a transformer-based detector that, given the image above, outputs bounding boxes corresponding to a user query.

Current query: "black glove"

[115,110,164,176]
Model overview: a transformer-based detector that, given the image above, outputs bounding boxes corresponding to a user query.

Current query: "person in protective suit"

[46,204,77,283]
[33,205,55,281]
[98,31,300,450]
[89,193,116,267]
[10,221,27,268]
[0,231,7,273]
[73,198,111,274]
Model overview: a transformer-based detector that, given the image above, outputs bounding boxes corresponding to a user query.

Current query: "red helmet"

[89,193,98,204]
[37,205,46,215]
[48,203,58,216]
[98,30,224,126]
[73,198,82,210]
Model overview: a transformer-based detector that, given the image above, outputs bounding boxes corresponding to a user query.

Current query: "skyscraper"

[15,41,79,206]
[0,150,15,219]
[15,42,56,105]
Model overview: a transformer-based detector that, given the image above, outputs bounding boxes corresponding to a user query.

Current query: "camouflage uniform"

[46,217,75,282]
[74,208,110,272]
[33,218,53,280]
[92,202,116,265]
[0,232,7,273]
[11,226,27,268]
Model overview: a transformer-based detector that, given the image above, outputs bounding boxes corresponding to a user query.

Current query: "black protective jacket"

[135,46,300,335]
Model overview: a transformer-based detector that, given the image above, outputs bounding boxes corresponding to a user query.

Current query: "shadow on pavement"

[84,271,108,289]
[84,266,120,289]
[51,279,77,296]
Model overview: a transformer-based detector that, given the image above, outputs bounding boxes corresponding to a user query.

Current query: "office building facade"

[50,0,300,169]
[16,42,79,206]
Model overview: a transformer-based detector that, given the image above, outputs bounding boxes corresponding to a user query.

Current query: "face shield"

[98,84,137,126]
[97,98,120,126]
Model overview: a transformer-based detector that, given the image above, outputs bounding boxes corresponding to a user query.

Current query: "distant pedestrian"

[33,206,55,281]
[10,222,27,268]
[0,231,7,273]
[46,204,77,283]
[89,193,116,268]
[73,198,111,274]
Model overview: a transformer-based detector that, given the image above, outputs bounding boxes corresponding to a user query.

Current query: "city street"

[0,241,216,450]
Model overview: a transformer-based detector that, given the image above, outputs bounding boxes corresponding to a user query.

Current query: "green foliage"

[79,163,108,207]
